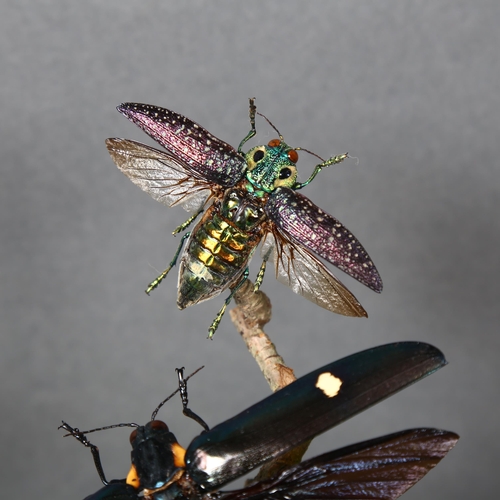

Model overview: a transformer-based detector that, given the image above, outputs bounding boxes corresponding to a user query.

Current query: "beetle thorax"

[220,188,266,232]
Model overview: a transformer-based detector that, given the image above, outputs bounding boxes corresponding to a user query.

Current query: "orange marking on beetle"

[172,442,186,468]
[126,464,140,488]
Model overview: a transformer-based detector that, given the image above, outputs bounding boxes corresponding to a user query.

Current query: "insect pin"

[60,342,457,500]
[107,99,382,338]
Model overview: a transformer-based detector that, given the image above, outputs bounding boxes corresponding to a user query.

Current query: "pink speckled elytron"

[106,99,382,337]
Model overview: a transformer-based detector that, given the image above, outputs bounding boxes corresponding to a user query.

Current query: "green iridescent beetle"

[106,99,382,338]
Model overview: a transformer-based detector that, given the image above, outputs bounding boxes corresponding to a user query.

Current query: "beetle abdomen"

[177,210,261,309]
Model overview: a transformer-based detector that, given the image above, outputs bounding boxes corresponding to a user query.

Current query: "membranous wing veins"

[107,100,382,337]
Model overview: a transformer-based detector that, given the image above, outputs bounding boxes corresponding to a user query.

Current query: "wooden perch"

[229,279,310,482]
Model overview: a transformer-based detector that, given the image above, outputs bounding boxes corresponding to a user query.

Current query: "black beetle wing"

[261,232,368,317]
[216,429,459,500]
[83,480,137,500]
[116,103,246,188]
[106,138,213,212]
[265,187,383,293]
[185,342,446,490]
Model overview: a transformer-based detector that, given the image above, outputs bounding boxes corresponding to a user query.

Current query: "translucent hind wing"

[106,138,212,212]
[262,232,367,317]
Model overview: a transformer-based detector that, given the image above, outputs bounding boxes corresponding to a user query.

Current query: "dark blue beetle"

[61,343,458,499]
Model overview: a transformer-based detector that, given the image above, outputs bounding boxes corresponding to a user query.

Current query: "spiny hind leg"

[207,268,250,339]
[145,232,191,294]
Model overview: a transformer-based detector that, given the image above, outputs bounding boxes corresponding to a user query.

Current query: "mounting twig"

[230,280,295,391]
[229,279,310,482]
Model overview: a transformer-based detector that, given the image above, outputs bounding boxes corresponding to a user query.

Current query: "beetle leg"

[207,268,250,339]
[145,232,191,294]
[172,209,204,235]
[237,98,257,153]
[176,368,210,431]
[293,153,348,190]
[59,421,110,486]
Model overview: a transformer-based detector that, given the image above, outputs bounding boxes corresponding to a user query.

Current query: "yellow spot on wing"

[316,372,342,397]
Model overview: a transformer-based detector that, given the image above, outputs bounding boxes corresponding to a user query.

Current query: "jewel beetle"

[60,342,457,499]
[106,99,383,337]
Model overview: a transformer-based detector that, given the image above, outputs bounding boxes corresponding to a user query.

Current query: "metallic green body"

[176,132,345,316]
[109,99,381,337]
[244,142,298,193]
[177,186,267,309]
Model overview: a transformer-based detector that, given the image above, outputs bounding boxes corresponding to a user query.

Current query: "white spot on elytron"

[316,372,342,397]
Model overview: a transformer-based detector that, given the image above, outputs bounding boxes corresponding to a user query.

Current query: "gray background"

[2,1,498,499]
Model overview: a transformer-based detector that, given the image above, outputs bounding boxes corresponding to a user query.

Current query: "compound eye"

[268,138,281,147]
[279,167,292,180]
[287,149,299,163]
[150,420,169,431]
[129,429,138,444]
[253,149,265,162]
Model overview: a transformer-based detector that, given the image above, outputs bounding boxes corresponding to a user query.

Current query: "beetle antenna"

[59,421,139,437]
[294,146,325,162]
[256,111,283,140]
